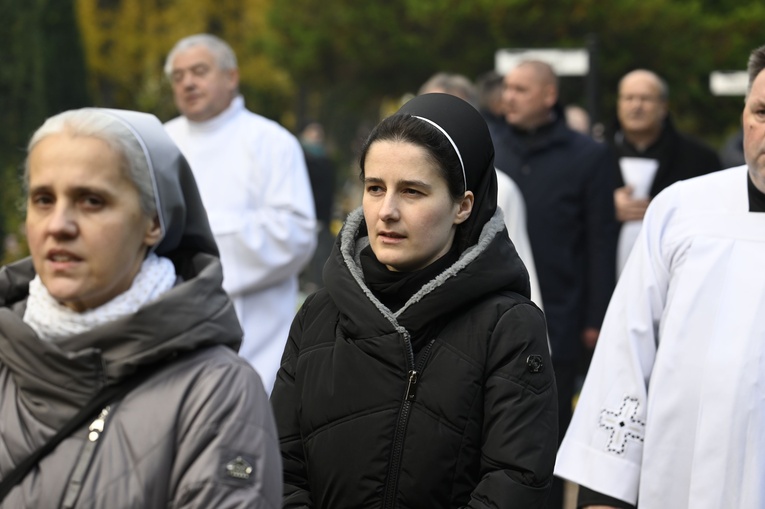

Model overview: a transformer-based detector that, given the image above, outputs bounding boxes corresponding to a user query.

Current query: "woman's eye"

[31,194,53,206]
[367,185,383,194]
[402,188,421,196]
[81,195,105,208]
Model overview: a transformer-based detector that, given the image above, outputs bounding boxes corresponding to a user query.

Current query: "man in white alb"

[163,34,316,394]
[554,44,765,509]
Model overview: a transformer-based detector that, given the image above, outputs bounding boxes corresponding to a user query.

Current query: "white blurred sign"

[710,71,748,96]
[495,48,589,76]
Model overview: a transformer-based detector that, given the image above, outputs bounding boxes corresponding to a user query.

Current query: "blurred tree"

[61,0,765,212]
[0,0,758,259]
[266,0,765,159]
[0,0,90,263]
[75,0,296,125]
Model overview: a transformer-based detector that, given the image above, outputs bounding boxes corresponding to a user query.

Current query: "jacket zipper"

[382,337,436,509]
[61,405,112,509]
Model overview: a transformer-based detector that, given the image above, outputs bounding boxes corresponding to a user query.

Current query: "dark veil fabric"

[397,93,498,252]
[101,109,218,258]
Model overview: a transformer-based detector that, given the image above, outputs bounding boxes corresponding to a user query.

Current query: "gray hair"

[747,45,765,97]
[475,70,503,111]
[418,72,479,109]
[164,33,238,78]
[25,109,157,217]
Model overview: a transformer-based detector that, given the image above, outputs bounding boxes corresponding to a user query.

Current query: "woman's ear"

[454,191,474,225]
[143,215,162,247]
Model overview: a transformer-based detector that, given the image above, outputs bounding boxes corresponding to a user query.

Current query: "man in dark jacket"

[491,60,620,509]
[611,69,722,274]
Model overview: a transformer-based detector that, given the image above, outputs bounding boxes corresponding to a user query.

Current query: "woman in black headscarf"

[271,93,557,508]
[0,108,281,507]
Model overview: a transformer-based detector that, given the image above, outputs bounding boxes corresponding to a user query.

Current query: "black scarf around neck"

[360,245,459,313]
[360,245,459,353]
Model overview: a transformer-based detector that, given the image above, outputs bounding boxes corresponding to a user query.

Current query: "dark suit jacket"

[491,107,620,363]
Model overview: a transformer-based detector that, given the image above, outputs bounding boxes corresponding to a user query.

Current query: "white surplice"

[165,96,316,393]
[495,169,543,310]
[555,166,765,508]
[616,157,659,277]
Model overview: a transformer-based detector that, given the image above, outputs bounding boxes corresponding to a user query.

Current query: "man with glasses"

[556,44,765,509]
[611,69,721,274]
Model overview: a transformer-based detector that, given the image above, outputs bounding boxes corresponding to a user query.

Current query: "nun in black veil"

[271,93,557,508]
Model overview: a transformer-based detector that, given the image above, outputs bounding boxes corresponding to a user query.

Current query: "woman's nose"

[47,204,78,238]
[378,194,400,221]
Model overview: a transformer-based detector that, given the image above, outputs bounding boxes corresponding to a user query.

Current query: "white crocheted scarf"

[23,253,177,343]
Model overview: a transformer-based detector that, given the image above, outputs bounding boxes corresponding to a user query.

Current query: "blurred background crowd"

[1,0,761,265]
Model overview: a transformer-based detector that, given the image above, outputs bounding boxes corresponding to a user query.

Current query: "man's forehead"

[620,73,660,93]
[171,46,215,70]
[505,66,534,84]
[749,71,765,96]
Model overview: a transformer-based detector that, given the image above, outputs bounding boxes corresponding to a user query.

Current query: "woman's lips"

[46,249,83,269]
[378,231,405,244]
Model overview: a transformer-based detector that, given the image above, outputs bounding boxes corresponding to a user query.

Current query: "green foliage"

[0,0,90,263]
[6,0,765,254]
[267,0,765,159]
[76,0,295,124]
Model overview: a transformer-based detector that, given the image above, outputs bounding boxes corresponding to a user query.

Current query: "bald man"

[490,60,620,509]
[611,69,721,275]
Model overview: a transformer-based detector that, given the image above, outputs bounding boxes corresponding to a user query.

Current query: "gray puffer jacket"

[0,109,282,508]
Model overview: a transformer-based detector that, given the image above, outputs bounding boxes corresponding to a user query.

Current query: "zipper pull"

[404,370,418,401]
[88,405,111,442]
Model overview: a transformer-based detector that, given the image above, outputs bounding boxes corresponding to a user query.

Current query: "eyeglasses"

[618,94,663,104]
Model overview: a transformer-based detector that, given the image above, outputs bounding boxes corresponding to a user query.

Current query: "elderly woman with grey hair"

[0,108,281,508]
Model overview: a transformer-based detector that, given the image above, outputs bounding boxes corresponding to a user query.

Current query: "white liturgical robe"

[165,96,316,393]
[495,169,543,310]
[555,166,765,508]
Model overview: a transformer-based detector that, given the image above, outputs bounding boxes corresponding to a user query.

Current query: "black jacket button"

[526,354,544,373]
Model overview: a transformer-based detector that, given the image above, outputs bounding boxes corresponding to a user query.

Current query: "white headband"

[413,116,467,190]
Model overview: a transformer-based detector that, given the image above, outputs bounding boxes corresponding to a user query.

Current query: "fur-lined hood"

[323,206,531,340]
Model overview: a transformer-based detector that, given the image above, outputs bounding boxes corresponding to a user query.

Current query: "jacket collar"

[503,103,572,157]
[0,253,240,427]
[325,207,530,337]
[184,95,245,133]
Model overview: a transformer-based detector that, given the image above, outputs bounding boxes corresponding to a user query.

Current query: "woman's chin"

[44,284,95,312]
[51,295,89,312]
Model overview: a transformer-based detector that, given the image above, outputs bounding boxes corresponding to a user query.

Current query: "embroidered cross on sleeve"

[599,396,646,455]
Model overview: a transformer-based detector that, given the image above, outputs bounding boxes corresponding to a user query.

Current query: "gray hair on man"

[747,44,765,97]
[418,72,479,109]
[163,33,238,78]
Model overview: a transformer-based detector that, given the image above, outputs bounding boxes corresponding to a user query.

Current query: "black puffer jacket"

[271,206,557,508]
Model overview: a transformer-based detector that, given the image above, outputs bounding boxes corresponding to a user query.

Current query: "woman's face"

[26,133,161,312]
[362,140,473,272]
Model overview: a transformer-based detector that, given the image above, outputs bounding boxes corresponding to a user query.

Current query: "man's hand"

[582,327,600,350]
[614,185,650,222]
